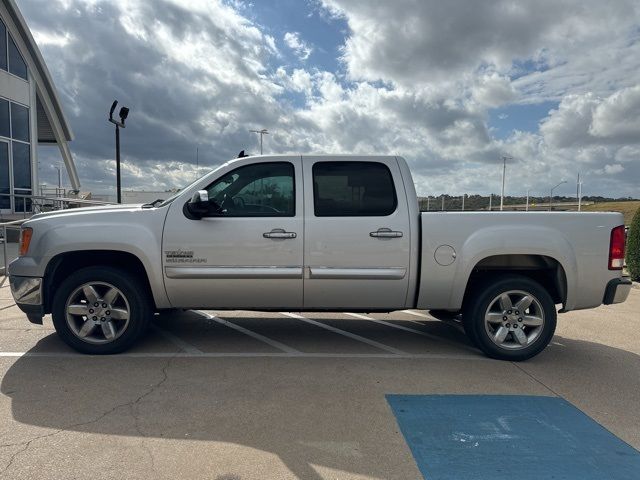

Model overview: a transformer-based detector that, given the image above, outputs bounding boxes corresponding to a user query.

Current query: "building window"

[8,36,27,80]
[0,96,31,211]
[10,102,29,142]
[0,18,28,80]
[12,141,30,189]
[0,142,9,210]
[0,99,9,138]
[0,21,6,71]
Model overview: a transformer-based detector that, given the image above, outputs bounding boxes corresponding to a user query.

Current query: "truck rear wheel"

[51,266,152,354]
[462,275,556,361]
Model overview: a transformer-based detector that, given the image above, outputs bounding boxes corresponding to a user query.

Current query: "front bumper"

[9,275,44,324]
[603,276,632,305]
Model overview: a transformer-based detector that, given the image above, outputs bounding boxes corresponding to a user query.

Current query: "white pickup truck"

[9,155,631,360]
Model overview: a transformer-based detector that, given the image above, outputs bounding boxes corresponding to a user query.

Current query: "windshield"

[158,164,226,207]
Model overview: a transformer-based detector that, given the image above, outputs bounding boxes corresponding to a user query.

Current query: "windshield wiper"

[141,198,164,208]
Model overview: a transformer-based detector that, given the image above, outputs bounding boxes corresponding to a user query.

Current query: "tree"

[627,208,640,281]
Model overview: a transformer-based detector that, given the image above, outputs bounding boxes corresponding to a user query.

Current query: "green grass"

[583,201,640,225]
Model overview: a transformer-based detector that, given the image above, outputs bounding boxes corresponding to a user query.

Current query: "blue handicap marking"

[387,395,640,480]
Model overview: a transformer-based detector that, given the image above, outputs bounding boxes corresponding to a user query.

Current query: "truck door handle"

[370,228,403,238]
[263,228,297,239]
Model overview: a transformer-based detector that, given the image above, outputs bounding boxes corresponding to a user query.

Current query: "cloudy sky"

[22,0,640,197]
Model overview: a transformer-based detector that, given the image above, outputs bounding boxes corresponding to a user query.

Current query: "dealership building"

[0,0,79,213]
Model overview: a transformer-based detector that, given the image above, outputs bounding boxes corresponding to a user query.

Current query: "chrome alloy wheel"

[65,282,130,344]
[483,290,545,350]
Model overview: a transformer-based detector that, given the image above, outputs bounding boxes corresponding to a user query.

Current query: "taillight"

[608,225,625,270]
[19,227,32,256]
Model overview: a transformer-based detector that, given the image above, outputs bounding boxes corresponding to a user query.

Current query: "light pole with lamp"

[549,180,567,211]
[108,100,130,204]
[249,128,269,155]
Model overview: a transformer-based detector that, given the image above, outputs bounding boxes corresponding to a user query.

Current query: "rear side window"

[313,162,397,216]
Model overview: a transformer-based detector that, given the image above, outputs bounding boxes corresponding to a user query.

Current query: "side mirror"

[184,190,210,220]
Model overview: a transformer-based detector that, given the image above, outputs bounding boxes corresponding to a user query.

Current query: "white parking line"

[151,325,203,354]
[197,311,302,354]
[281,312,408,355]
[401,309,432,319]
[0,351,487,360]
[346,312,444,342]
[345,312,479,354]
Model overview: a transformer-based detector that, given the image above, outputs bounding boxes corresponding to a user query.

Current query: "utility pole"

[441,195,445,211]
[526,189,530,212]
[461,194,465,211]
[249,128,269,155]
[426,196,430,211]
[489,194,492,211]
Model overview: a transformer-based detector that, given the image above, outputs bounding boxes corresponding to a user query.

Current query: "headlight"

[19,227,33,256]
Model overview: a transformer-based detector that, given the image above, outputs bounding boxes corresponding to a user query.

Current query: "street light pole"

[55,165,62,189]
[249,129,269,155]
[577,173,583,212]
[549,180,567,211]
[108,100,130,204]
[500,156,512,211]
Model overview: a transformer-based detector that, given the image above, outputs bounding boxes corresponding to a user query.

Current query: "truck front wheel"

[51,266,152,354]
[462,275,557,361]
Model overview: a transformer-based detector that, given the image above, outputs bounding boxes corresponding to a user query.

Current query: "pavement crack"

[511,361,563,397]
[0,355,176,477]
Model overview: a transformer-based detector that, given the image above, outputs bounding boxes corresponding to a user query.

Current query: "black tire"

[51,266,152,354]
[462,275,557,361]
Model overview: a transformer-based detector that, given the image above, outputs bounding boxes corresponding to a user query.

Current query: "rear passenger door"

[302,156,411,310]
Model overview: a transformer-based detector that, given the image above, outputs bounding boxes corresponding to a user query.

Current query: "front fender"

[10,217,170,309]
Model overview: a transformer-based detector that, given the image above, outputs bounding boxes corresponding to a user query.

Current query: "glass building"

[0,0,80,213]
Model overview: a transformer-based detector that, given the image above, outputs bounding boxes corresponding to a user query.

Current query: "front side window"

[313,161,397,216]
[204,162,295,217]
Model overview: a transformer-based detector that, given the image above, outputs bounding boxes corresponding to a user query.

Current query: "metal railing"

[0,219,26,277]
[0,193,118,277]
[0,192,117,220]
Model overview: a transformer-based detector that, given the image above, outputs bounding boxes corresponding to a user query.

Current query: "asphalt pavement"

[0,278,638,480]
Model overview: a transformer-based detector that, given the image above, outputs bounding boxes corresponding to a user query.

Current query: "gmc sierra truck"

[9,155,632,360]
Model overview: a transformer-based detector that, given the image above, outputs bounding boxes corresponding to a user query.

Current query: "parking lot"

[0,279,638,479]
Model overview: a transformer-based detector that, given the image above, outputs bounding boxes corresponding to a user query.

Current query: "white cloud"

[283,31,313,60]
[590,85,640,142]
[23,0,640,198]
[472,73,516,108]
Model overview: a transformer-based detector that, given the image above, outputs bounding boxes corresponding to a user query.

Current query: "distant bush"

[627,208,640,281]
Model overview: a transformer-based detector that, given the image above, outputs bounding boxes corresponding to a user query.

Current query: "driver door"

[162,156,303,309]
